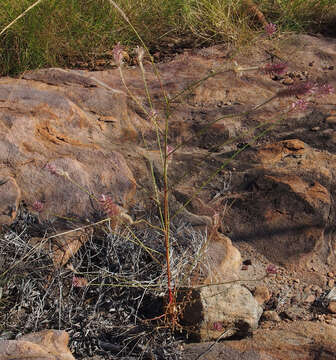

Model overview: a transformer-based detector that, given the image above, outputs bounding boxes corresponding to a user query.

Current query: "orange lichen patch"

[0,330,75,360]
[264,208,289,224]
[21,141,40,153]
[98,115,118,123]
[35,121,98,149]
[257,139,306,165]
[265,174,331,209]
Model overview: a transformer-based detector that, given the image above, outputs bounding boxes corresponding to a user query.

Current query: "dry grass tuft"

[0,205,209,358]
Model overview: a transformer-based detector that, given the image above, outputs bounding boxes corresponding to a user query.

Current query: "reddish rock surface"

[179,283,262,341]
[0,33,336,358]
[0,330,75,359]
[0,34,335,275]
[183,321,336,360]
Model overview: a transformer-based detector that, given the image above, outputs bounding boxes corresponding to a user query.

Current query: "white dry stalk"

[0,0,45,37]
[159,225,208,289]
[276,286,291,311]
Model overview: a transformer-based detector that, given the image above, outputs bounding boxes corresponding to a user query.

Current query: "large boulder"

[0,73,137,223]
[179,283,263,341]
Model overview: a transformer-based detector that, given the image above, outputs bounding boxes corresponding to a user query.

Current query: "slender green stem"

[106,0,175,306]
[163,109,173,304]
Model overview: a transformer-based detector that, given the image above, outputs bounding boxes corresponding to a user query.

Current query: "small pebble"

[254,285,271,305]
[262,310,281,322]
[311,285,322,293]
[304,294,316,303]
[326,318,336,326]
[326,116,336,126]
[282,77,294,85]
[328,301,336,314]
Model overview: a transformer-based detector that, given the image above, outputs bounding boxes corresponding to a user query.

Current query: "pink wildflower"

[265,23,277,36]
[99,194,120,218]
[277,81,314,98]
[314,83,334,97]
[113,42,124,66]
[266,264,278,275]
[260,62,287,76]
[213,321,223,331]
[45,163,64,176]
[32,201,44,212]
[291,98,309,111]
[166,145,174,158]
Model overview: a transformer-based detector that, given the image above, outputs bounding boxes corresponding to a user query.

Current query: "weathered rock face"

[226,139,334,274]
[183,321,336,360]
[179,283,263,341]
[0,73,137,224]
[196,214,242,284]
[0,32,336,359]
[0,330,75,359]
[0,33,336,280]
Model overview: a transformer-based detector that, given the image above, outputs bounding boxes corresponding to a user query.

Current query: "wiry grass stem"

[0,0,45,36]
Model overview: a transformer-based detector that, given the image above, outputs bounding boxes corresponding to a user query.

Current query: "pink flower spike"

[266,264,278,275]
[166,145,174,158]
[99,194,120,218]
[277,81,314,98]
[45,163,64,176]
[213,321,223,331]
[265,23,277,36]
[291,98,308,111]
[45,163,57,174]
[316,83,334,96]
[260,63,287,76]
[113,42,124,66]
[32,201,44,212]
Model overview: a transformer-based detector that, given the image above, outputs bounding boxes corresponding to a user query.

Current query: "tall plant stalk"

[163,112,173,305]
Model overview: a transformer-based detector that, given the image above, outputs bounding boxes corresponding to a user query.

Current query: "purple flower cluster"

[260,62,287,76]
[99,194,120,218]
[275,81,334,111]
[265,23,277,36]
[277,81,315,98]
[113,42,124,66]
[291,98,308,111]
[32,200,44,213]
[266,264,277,275]
[312,83,334,97]
[45,163,65,176]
